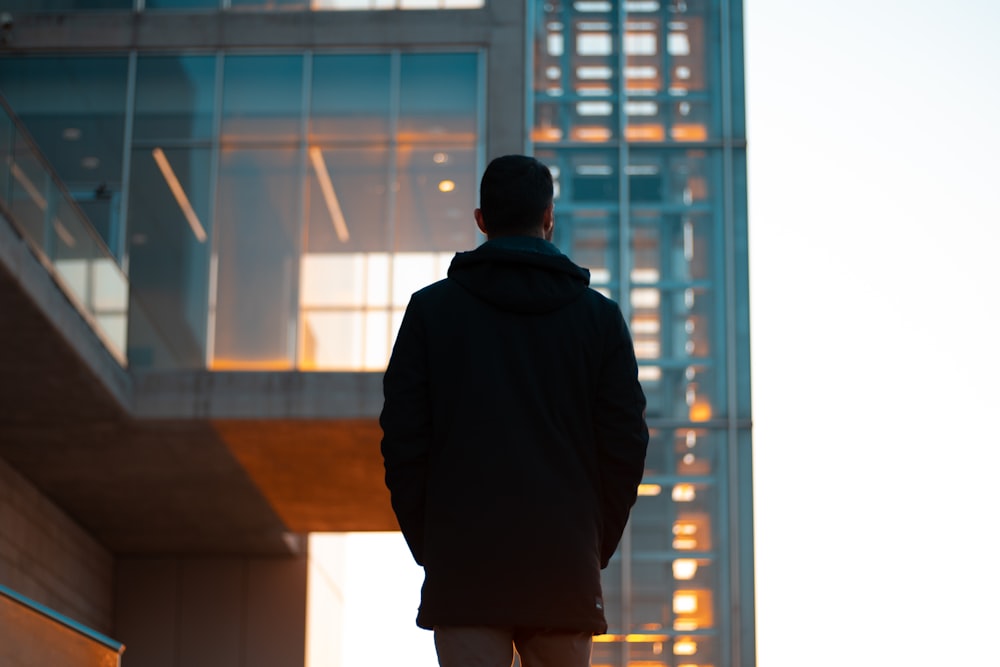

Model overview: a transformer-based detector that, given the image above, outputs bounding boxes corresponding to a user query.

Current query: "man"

[380,154,648,667]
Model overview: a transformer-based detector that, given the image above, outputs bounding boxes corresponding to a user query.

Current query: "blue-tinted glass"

[311,54,391,143]
[213,148,301,370]
[127,146,213,369]
[0,56,128,256]
[0,0,131,9]
[229,0,306,8]
[222,55,304,142]
[145,0,218,8]
[399,53,477,142]
[134,56,216,141]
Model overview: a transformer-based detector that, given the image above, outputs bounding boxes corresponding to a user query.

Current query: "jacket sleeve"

[594,304,649,568]
[379,296,432,566]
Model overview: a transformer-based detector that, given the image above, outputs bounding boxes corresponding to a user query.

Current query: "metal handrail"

[0,582,125,656]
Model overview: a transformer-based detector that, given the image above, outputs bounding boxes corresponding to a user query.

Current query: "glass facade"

[530,1,752,666]
[0,50,482,371]
[1,0,483,10]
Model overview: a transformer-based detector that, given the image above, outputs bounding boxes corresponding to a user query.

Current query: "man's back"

[381,236,648,634]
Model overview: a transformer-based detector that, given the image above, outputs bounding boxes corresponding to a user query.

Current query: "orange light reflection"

[211,358,294,371]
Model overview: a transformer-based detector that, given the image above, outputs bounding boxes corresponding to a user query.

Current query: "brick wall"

[0,456,114,634]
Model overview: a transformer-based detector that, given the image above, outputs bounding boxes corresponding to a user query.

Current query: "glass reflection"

[213,148,301,370]
[311,55,391,143]
[134,56,216,142]
[222,55,304,142]
[0,55,128,258]
[399,53,478,143]
[127,146,213,369]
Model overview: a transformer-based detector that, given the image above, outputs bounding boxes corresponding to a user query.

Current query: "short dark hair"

[478,155,554,236]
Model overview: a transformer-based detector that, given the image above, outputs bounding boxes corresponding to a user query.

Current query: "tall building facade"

[0,2,752,666]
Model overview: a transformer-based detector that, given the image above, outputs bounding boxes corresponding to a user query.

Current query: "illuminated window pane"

[577,32,613,56]
[667,31,691,56]
[213,148,300,370]
[300,254,367,308]
[577,101,613,116]
[625,32,657,55]
[547,33,565,56]
[577,65,613,79]
[391,253,451,308]
[575,1,611,11]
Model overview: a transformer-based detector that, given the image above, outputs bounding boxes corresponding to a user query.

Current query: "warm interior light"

[673,619,699,631]
[152,147,207,243]
[673,523,697,536]
[572,126,613,142]
[672,537,698,550]
[672,483,695,502]
[674,639,698,656]
[438,179,456,193]
[211,358,294,371]
[689,399,712,422]
[637,483,661,496]
[673,559,698,580]
[626,124,667,141]
[625,634,669,643]
[308,146,350,243]
[671,123,708,141]
[673,592,697,614]
[532,126,564,142]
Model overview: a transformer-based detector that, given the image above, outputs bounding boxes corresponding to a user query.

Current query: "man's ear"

[543,202,555,241]
[474,208,489,236]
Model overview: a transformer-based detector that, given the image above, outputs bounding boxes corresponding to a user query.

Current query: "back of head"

[478,155,554,237]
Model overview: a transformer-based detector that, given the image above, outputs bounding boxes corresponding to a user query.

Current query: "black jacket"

[380,236,648,634]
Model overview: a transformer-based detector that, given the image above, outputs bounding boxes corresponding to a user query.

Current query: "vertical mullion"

[718,0,743,664]
[206,52,224,369]
[294,52,313,370]
[119,51,137,271]
[616,6,633,666]
[386,51,401,358]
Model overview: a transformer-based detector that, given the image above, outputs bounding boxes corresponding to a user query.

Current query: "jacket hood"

[447,239,591,314]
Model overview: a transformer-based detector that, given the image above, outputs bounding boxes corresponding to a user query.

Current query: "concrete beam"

[132,370,384,420]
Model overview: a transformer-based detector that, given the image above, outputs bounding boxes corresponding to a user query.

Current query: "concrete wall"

[115,555,309,667]
[0,456,115,634]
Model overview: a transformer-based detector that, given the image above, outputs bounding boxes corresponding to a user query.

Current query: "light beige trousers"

[434,626,592,667]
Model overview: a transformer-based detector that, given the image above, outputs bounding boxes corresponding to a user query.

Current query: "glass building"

[0,2,752,666]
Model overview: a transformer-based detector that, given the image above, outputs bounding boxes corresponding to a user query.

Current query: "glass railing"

[0,93,129,366]
[0,583,125,667]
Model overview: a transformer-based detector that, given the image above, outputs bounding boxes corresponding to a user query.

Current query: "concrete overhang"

[1,214,396,556]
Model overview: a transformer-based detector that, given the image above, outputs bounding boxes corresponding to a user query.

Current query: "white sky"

[747,0,1000,665]
[333,2,1000,665]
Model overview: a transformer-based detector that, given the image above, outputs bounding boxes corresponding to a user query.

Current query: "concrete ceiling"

[0,233,396,557]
